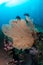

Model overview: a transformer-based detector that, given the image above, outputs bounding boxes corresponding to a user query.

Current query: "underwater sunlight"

[0,0,29,7]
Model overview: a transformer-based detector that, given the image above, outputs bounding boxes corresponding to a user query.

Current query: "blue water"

[0,0,43,32]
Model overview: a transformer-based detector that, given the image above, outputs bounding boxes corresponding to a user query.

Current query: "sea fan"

[2,19,34,50]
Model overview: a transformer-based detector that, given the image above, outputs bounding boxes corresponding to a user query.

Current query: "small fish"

[16,16,21,20]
